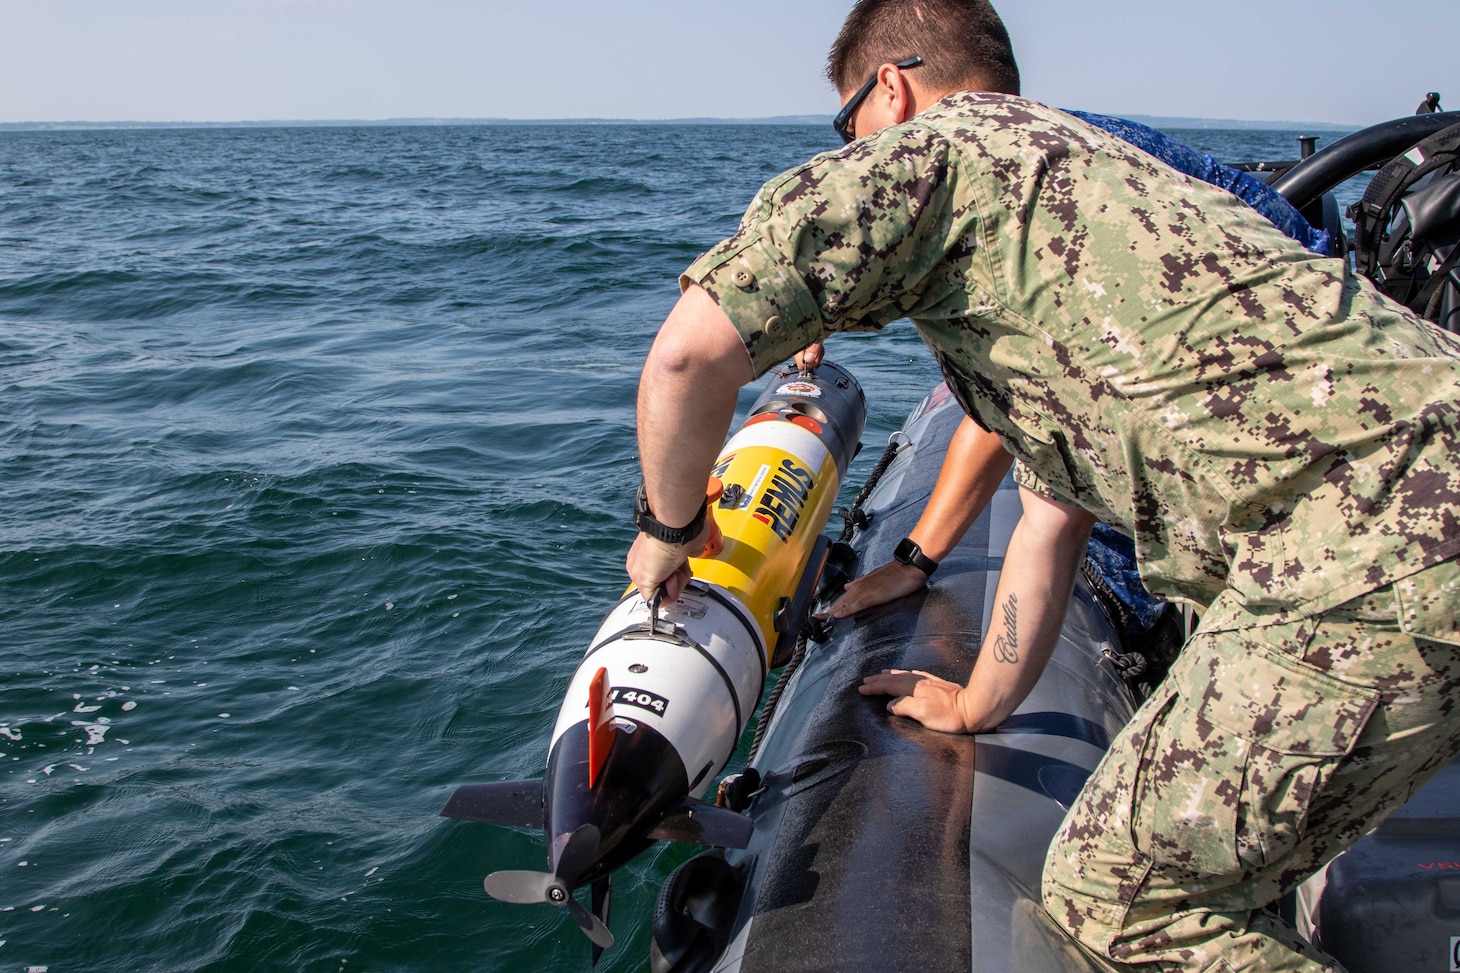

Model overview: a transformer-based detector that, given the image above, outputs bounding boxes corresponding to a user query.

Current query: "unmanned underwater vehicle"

[440,362,867,956]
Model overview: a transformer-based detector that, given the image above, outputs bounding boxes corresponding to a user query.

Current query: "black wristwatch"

[634,481,708,545]
[893,537,939,577]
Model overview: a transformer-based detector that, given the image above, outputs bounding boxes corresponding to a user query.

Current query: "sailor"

[1416,91,1444,114]
[624,1,1460,970]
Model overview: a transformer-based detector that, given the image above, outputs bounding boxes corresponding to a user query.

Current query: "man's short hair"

[827,0,1021,97]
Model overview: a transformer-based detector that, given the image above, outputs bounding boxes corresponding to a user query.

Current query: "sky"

[2,0,1455,126]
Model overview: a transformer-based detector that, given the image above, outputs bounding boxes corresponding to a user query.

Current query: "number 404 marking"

[610,687,668,716]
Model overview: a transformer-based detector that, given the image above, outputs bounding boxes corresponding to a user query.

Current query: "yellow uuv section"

[690,415,840,654]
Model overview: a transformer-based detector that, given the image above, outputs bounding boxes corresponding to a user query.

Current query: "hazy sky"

[2,0,1454,125]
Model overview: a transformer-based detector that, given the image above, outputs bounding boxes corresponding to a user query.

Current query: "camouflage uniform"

[680,92,1460,970]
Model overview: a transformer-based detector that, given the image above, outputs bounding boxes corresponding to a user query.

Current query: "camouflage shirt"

[681,92,1460,614]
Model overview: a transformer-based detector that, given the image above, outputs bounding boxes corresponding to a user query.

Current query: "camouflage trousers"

[1043,555,1460,972]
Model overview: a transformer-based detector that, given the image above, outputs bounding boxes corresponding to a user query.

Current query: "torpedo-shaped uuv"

[440,361,866,957]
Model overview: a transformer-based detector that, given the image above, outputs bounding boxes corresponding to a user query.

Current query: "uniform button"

[764,316,785,337]
[731,268,755,289]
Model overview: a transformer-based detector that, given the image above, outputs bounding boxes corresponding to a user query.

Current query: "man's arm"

[627,284,754,602]
[827,416,1014,617]
[858,486,1096,733]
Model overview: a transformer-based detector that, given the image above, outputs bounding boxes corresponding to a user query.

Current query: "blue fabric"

[1085,522,1169,632]
[1070,110,1334,257]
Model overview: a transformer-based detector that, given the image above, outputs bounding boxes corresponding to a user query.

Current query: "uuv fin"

[588,667,616,789]
[440,779,545,828]
[647,797,754,849]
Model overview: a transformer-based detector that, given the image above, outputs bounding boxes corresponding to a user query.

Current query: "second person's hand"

[823,558,930,618]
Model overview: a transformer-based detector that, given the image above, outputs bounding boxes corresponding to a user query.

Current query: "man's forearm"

[957,488,1096,731]
[627,286,755,601]
[636,285,754,526]
[857,487,1097,734]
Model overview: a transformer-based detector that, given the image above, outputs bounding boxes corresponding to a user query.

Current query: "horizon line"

[0,112,1362,132]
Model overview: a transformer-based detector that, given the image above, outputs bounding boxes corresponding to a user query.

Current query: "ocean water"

[0,122,1360,972]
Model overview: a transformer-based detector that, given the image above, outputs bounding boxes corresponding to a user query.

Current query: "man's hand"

[820,420,1012,620]
[794,342,825,370]
[823,559,928,617]
[626,522,713,604]
[859,668,978,734]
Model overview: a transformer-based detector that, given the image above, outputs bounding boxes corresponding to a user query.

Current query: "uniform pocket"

[1140,637,1380,876]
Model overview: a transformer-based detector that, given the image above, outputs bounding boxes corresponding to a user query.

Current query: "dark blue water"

[0,122,1355,971]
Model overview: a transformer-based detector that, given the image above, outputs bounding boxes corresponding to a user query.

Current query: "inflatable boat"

[650,381,1144,973]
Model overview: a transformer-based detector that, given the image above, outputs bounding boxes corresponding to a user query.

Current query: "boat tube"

[1272,111,1460,212]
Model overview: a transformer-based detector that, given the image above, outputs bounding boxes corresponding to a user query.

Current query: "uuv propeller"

[441,361,867,959]
[483,823,613,947]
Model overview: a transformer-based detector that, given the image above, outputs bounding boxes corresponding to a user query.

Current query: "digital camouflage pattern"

[680,90,1460,970]
[1044,559,1460,971]
[682,91,1460,617]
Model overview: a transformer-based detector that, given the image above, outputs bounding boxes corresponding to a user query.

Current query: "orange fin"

[699,477,726,559]
[588,667,616,789]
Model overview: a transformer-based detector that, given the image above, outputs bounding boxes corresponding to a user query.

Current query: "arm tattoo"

[990,593,1019,664]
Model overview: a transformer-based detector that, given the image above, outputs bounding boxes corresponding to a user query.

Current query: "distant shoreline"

[0,113,1358,133]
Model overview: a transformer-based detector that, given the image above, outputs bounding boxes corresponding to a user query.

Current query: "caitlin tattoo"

[991,593,1019,664]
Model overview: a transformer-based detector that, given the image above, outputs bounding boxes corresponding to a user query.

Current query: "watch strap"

[634,481,709,546]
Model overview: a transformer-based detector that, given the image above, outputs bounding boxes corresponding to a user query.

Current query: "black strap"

[1416,245,1460,322]
[634,480,708,545]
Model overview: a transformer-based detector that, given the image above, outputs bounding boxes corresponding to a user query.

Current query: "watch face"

[893,537,935,575]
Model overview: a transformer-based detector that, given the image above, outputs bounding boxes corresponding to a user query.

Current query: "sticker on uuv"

[753,457,815,542]
[610,687,668,716]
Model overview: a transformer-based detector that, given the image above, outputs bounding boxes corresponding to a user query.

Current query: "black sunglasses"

[832,55,924,144]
